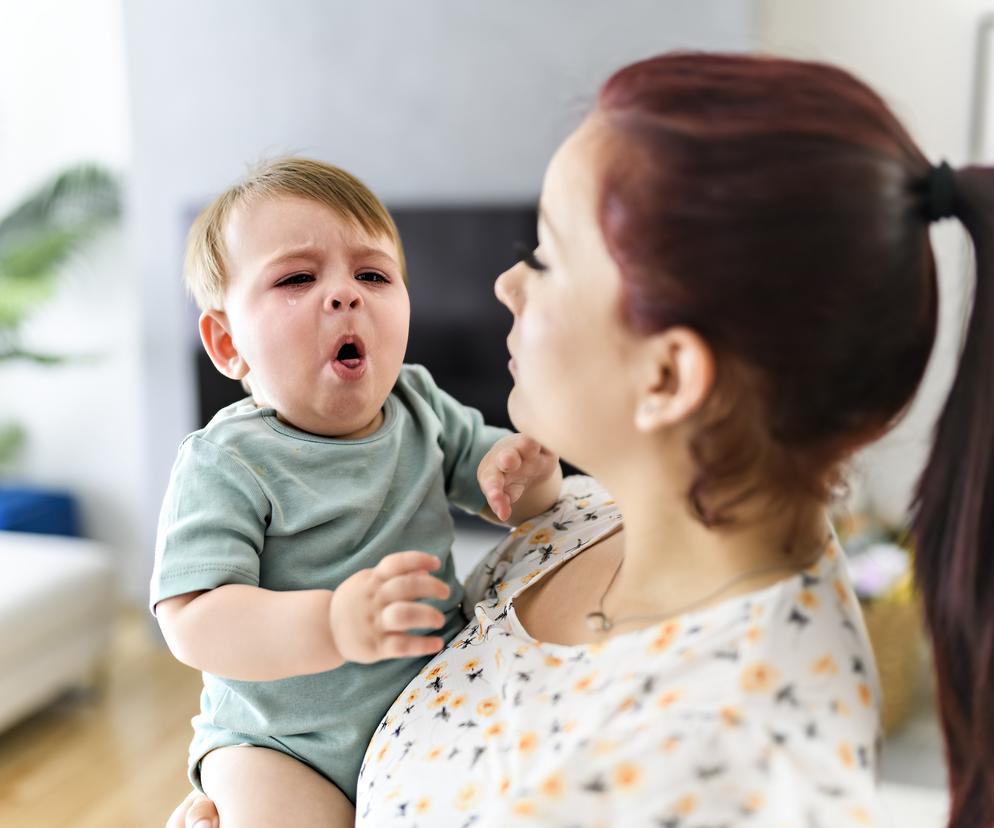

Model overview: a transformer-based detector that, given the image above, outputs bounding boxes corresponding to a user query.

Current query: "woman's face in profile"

[494,117,645,472]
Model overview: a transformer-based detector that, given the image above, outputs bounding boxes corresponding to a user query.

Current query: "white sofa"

[0,530,115,732]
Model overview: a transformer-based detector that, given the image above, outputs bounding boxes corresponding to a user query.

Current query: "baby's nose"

[324,287,362,311]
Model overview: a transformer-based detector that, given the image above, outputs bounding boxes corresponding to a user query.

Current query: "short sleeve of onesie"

[149,434,269,611]
[400,364,508,515]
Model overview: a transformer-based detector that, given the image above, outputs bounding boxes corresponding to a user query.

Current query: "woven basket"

[859,595,924,735]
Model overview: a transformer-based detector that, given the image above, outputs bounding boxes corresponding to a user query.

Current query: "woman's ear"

[199,310,249,380]
[634,326,715,433]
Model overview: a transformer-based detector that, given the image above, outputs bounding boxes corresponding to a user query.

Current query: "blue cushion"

[0,487,79,536]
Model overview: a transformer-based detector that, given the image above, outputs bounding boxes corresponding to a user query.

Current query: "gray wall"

[122,0,755,602]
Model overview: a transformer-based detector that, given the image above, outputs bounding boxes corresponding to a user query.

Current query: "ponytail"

[912,164,994,828]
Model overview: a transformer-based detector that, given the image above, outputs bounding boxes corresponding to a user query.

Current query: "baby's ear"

[199,309,248,380]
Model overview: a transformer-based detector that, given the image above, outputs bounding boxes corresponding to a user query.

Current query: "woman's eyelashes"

[513,241,548,273]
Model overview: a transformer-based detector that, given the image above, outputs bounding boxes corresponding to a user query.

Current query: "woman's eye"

[277,272,314,287]
[355,271,388,283]
[513,241,548,273]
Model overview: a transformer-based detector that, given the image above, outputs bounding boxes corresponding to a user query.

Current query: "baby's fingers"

[496,448,524,473]
[380,633,446,659]
[380,601,446,632]
[374,551,441,580]
[378,571,451,605]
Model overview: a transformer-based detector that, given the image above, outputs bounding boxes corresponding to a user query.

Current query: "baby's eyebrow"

[264,244,322,266]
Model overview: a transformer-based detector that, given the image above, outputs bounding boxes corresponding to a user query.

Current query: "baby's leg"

[200,745,355,827]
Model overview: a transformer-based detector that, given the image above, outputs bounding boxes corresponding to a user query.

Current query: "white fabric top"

[356,476,888,827]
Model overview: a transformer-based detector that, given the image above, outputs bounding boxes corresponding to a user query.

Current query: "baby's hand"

[330,551,450,664]
[479,434,559,523]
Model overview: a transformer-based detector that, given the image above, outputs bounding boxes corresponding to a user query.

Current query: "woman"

[171,52,993,827]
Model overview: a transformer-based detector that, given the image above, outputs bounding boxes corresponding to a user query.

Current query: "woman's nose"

[323,285,362,312]
[494,264,524,313]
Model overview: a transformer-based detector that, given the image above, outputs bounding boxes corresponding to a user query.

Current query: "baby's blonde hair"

[184,157,406,310]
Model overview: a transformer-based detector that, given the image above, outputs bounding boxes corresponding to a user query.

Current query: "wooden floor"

[0,609,203,828]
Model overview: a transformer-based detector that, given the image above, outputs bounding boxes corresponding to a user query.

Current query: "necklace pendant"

[585,611,612,632]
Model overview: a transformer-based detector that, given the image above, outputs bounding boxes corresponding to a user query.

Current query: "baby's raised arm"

[155,551,450,681]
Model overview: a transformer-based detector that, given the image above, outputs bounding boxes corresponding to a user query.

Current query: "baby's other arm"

[155,551,450,681]
[478,433,563,526]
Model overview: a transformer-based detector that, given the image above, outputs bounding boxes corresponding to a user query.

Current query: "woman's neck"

[593,468,829,621]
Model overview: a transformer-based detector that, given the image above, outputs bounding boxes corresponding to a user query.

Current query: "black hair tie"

[926,161,957,223]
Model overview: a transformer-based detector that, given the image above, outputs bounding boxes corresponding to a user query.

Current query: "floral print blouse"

[355,476,887,827]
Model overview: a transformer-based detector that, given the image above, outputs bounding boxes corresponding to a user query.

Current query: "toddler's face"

[211,194,409,438]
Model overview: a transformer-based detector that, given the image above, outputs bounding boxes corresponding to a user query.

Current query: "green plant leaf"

[0,163,121,335]
[0,422,25,467]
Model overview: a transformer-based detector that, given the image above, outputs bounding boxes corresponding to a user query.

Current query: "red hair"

[593,52,994,827]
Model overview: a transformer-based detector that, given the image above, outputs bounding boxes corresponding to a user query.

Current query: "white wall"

[756,0,994,523]
[0,1,141,594]
[122,0,756,604]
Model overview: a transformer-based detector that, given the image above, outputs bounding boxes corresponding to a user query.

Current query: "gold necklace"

[584,535,829,632]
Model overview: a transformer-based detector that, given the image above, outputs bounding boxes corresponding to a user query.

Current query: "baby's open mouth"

[336,341,362,367]
[331,335,367,380]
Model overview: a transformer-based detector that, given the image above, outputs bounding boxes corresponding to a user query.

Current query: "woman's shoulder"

[461,476,619,611]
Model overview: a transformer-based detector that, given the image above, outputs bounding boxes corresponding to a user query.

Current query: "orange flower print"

[594,739,619,755]
[838,741,855,768]
[573,672,598,692]
[831,698,852,717]
[545,654,563,667]
[415,797,432,814]
[529,528,554,545]
[834,578,849,605]
[617,696,637,713]
[540,774,565,799]
[404,689,419,705]
[657,690,682,709]
[429,691,451,709]
[463,659,480,672]
[661,736,682,753]
[674,794,697,815]
[521,569,542,585]
[511,521,535,539]
[613,761,642,791]
[450,694,468,710]
[826,541,840,560]
[484,722,505,740]
[851,806,872,825]
[798,589,820,610]
[648,621,681,654]
[745,625,763,644]
[454,783,481,811]
[512,799,536,817]
[477,697,500,717]
[720,706,743,727]
[741,661,780,693]
[577,499,590,509]
[424,661,448,681]
[812,654,839,675]
[743,792,764,814]
[518,731,539,754]
[377,743,389,762]
[496,581,509,592]
[858,683,874,707]
[426,746,444,762]
[498,776,511,796]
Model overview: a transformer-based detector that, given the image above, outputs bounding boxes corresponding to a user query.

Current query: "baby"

[150,158,561,825]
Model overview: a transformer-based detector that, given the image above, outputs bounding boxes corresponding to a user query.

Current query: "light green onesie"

[149,363,509,801]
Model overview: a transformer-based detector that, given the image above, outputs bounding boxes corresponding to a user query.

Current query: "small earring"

[640,401,659,416]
